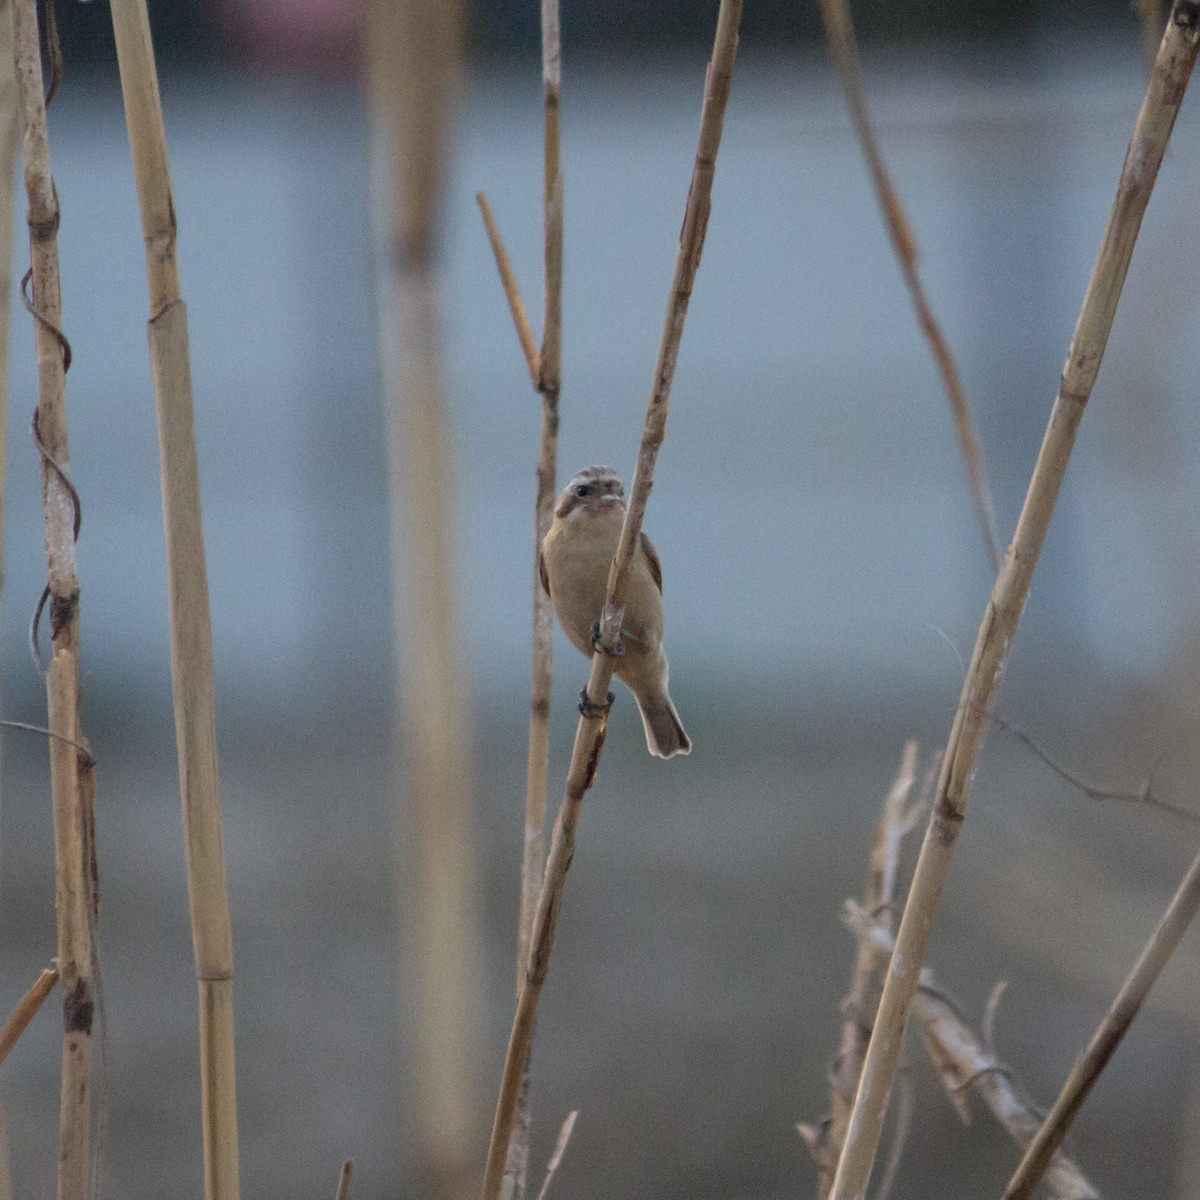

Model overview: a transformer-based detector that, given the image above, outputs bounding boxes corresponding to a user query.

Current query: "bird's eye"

[574,484,591,499]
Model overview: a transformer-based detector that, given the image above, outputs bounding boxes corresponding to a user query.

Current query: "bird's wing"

[538,550,551,597]
[640,531,663,594]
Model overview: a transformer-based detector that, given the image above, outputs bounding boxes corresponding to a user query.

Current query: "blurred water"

[1,35,1199,723]
[1,32,1200,1200]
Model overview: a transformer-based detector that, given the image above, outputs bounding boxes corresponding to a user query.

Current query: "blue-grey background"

[1,21,1200,1200]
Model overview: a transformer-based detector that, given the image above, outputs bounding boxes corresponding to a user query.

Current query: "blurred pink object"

[215,0,363,73]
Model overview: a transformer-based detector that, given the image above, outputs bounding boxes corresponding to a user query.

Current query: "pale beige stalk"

[108,5,240,1198]
[0,966,59,1064]
[367,4,480,1196]
[818,0,1000,571]
[479,4,744,1195]
[829,11,1200,1198]
[504,2,565,1192]
[0,0,15,701]
[802,743,916,1198]
[1003,844,1200,1200]
[849,914,1099,1200]
[13,4,94,1196]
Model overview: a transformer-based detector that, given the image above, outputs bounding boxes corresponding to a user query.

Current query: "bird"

[539,465,691,759]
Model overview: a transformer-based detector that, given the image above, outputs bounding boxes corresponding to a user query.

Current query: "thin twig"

[828,11,1200,1198]
[479,5,744,1195]
[818,0,1001,572]
[532,1110,577,1200]
[1003,842,1200,1199]
[0,967,58,1064]
[849,912,1099,1200]
[992,714,1199,824]
[12,4,96,1198]
[477,193,540,387]
[108,4,241,1197]
[333,1160,353,1200]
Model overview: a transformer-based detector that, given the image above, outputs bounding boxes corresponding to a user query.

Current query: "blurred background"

[2,1,1200,1197]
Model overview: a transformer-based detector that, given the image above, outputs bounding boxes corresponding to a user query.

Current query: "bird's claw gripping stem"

[591,620,624,657]
[578,688,615,719]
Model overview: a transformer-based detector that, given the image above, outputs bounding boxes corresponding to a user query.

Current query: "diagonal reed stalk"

[13,3,95,1197]
[479,3,744,1195]
[108,4,240,1198]
[818,0,1000,572]
[0,967,58,1065]
[828,8,1200,1198]
[1003,842,1200,1200]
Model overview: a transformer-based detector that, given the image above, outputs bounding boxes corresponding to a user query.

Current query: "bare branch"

[818,0,1001,571]
[477,191,541,388]
[0,967,58,1065]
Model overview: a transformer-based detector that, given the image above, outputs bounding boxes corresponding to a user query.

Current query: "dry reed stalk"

[531,1110,576,1200]
[367,4,480,1195]
[479,4,744,1195]
[801,743,917,1198]
[13,3,95,1196]
[476,194,540,385]
[0,966,59,1064]
[849,914,1099,1200]
[0,0,15,683]
[1003,843,1200,1199]
[333,1160,353,1200]
[504,4,565,1194]
[107,5,241,1197]
[828,11,1200,1198]
[818,0,1000,572]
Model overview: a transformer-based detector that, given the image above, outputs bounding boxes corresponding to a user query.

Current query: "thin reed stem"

[476,193,540,386]
[479,4,743,1195]
[0,967,59,1065]
[1003,843,1200,1199]
[333,1160,353,1200]
[806,744,916,1198]
[818,0,1000,572]
[0,0,15,706]
[505,4,565,1194]
[13,4,95,1197]
[828,10,1200,1198]
[108,5,241,1197]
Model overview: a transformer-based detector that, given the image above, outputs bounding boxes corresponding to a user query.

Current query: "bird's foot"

[591,621,625,657]
[578,688,615,719]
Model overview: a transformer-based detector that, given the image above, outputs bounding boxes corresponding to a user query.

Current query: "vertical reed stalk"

[108,4,240,1198]
[505,3,564,1195]
[480,4,744,1195]
[828,9,1200,1197]
[0,0,15,700]
[13,3,93,1196]
[367,3,480,1195]
[1003,843,1200,1200]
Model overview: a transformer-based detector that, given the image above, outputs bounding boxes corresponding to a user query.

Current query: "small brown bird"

[539,465,691,759]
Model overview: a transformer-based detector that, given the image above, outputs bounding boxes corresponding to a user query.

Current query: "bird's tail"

[636,692,692,759]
